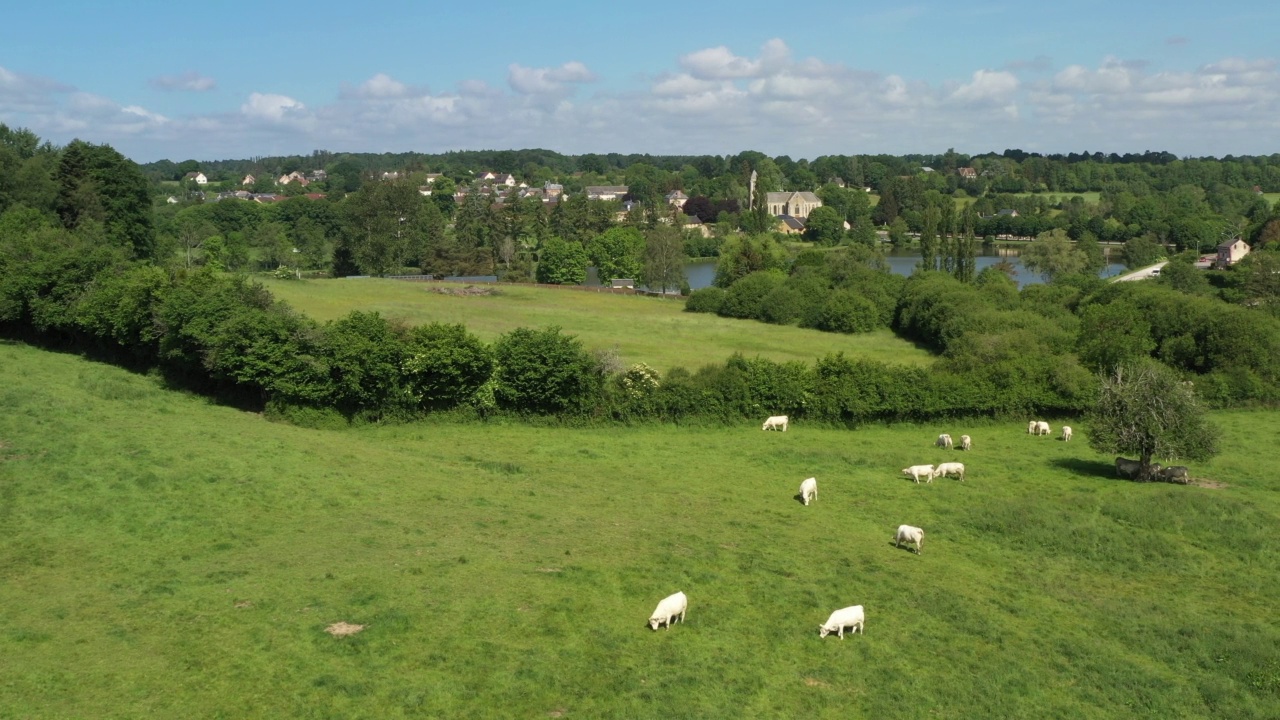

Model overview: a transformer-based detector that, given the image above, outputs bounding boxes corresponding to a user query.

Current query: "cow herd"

[645,417,954,639]
[647,414,1192,637]
[1115,456,1191,483]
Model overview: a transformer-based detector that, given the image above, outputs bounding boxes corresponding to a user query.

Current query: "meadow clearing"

[258,277,934,372]
[1,342,1277,718]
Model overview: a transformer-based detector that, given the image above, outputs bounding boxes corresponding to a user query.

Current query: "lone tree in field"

[1087,361,1219,481]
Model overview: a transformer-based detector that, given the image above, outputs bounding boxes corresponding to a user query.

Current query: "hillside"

[258,277,935,371]
[1,343,1276,718]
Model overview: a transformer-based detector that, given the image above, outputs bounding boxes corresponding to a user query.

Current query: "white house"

[1216,238,1251,269]
[184,171,208,185]
[241,174,256,186]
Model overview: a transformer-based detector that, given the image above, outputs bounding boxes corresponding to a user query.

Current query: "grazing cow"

[1035,421,1051,436]
[934,462,965,482]
[762,415,789,432]
[799,477,817,506]
[648,591,688,630]
[1061,426,1073,442]
[936,433,953,449]
[1028,420,1037,434]
[1161,466,1190,484]
[959,434,972,451]
[902,465,935,484]
[895,525,925,554]
[818,605,865,639]
[1115,457,1142,480]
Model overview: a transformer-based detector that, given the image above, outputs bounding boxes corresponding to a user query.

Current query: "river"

[682,246,1126,290]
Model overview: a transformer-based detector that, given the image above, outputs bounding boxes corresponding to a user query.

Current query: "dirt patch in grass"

[234,600,253,609]
[804,677,830,688]
[536,567,562,573]
[325,622,366,637]
[430,285,501,297]
[548,709,567,717]
[1190,478,1228,489]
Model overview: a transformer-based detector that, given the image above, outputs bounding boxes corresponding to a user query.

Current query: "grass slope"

[258,277,933,372]
[1,342,1277,719]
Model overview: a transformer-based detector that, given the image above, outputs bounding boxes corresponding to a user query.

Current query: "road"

[1113,261,1168,282]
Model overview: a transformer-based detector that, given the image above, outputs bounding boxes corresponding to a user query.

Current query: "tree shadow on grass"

[1051,457,1116,480]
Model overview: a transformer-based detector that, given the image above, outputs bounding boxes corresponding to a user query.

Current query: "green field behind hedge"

[257,277,934,373]
[1,342,1278,719]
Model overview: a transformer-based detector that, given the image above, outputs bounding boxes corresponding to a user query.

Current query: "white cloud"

[507,61,597,95]
[1053,59,1136,94]
[949,70,1019,104]
[353,73,412,99]
[149,71,216,92]
[240,93,306,122]
[678,38,789,80]
[650,73,722,97]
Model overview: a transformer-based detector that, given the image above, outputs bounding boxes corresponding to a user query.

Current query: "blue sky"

[2,1,1277,162]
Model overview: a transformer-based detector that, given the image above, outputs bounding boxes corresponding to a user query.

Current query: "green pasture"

[1,343,1277,718]
[1264,192,1280,207]
[1012,191,1102,205]
[258,277,934,372]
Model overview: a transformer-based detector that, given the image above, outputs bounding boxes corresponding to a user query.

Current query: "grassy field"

[1011,191,1103,205]
[1264,192,1280,207]
[258,277,935,371]
[1,342,1278,718]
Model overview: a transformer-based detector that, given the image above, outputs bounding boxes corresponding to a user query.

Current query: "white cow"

[934,462,965,482]
[959,434,972,451]
[648,591,688,630]
[1028,420,1037,434]
[895,524,925,554]
[902,465,935,484]
[762,415,789,432]
[935,433,953,449]
[1035,421,1051,436]
[818,605,865,639]
[1061,426,1073,442]
[799,477,817,506]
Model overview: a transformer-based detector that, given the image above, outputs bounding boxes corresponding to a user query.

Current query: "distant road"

[1113,261,1168,282]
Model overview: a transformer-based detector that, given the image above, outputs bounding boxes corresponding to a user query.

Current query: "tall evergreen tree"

[919,206,940,272]
[55,140,155,259]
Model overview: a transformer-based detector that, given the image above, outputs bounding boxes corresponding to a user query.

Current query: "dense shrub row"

[0,227,587,422]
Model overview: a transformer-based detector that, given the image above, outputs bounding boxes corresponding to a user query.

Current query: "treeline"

[874,178,1274,251]
[141,146,1280,196]
[140,139,1280,263]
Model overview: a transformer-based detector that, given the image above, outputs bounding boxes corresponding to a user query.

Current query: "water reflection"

[683,245,1125,290]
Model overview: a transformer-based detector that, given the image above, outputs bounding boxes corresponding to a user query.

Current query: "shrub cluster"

[1078,281,1280,405]
[685,250,904,335]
